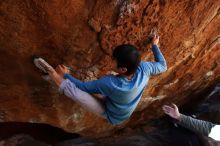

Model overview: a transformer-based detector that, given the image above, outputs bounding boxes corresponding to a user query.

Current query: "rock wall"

[0,0,220,137]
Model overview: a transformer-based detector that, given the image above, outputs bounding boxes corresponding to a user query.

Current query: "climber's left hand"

[56,64,70,77]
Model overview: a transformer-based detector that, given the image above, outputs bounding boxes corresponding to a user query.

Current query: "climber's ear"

[118,67,127,74]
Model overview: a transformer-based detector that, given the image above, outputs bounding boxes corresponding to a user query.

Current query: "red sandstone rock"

[0,0,220,137]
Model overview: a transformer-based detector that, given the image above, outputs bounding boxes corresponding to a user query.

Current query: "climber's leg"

[34,57,65,85]
[33,57,106,117]
[59,79,106,118]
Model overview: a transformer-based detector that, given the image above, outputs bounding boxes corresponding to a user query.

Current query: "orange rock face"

[0,0,220,137]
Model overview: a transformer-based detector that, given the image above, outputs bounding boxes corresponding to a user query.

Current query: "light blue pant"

[59,79,106,118]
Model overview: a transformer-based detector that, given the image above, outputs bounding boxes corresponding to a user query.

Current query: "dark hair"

[112,44,141,75]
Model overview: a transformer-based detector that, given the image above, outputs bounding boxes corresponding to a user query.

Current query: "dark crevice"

[196,36,220,58]
[201,9,220,33]
[0,122,80,145]
[113,0,128,26]
[98,30,112,56]
[140,0,153,24]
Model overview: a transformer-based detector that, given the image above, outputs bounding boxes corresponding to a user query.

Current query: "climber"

[163,104,220,141]
[34,34,167,125]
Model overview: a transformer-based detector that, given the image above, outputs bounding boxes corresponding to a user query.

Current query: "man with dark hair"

[34,35,167,125]
[112,44,141,76]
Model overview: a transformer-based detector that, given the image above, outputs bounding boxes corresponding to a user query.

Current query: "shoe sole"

[33,57,53,73]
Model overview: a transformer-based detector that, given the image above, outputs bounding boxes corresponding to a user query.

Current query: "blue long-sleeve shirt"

[64,44,167,124]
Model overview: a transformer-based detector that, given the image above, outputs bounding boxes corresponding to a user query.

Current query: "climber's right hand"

[152,35,159,45]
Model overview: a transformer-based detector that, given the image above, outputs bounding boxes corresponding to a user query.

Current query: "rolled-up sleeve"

[58,79,82,100]
[59,79,70,94]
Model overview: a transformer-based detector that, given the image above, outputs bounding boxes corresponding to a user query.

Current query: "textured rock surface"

[0,134,48,146]
[0,0,220,137]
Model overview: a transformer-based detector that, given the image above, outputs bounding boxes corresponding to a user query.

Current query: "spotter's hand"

[162,104,181,120]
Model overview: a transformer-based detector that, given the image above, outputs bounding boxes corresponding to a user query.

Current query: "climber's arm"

[63,74,111,95]
[54,64,111,95]
[141,36,167,75]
